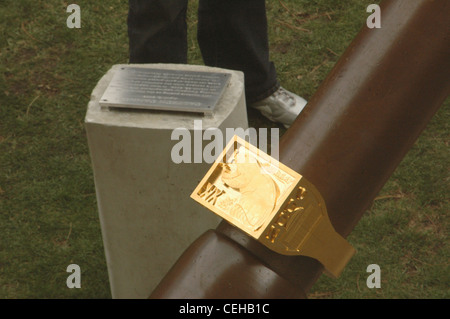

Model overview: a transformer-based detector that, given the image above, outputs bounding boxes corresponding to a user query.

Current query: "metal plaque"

[99,67,231,114]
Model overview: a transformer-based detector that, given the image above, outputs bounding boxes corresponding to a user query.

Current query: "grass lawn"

[0,0,448,299]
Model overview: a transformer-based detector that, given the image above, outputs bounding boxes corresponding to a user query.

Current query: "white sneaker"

[250,87,307,128]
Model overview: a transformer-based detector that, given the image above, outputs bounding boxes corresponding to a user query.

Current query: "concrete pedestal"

[85,63,248,298]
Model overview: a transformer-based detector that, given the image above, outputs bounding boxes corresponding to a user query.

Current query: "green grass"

[0,0,448,299]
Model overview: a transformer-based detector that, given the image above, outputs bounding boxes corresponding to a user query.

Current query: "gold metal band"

[191,135,355,278]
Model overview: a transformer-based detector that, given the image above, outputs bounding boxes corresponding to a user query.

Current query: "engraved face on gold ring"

[191,136,300,238]
[219,146,280,231]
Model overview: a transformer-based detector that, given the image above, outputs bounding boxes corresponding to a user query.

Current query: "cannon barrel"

[150,0,450,298]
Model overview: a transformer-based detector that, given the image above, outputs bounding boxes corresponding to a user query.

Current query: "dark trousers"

[127,0,279,103]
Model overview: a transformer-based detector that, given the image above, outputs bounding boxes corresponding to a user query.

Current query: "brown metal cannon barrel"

[150,0,450,298]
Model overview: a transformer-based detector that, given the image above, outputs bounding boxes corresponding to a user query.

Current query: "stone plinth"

[85,63,248,298]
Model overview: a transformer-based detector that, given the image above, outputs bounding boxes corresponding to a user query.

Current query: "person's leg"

[128,0,188,63]
[197,0,307,128]
[197,0,278,103]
